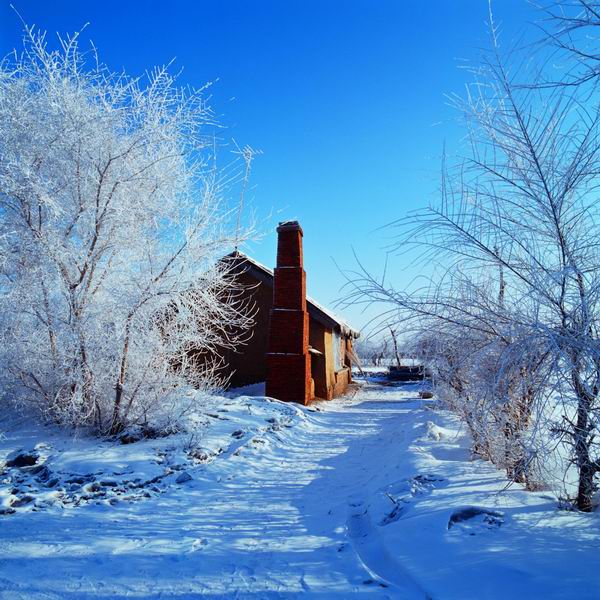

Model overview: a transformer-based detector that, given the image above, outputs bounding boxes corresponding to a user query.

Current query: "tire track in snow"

[347,499,432,599]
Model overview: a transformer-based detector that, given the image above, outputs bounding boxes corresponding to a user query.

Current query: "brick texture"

[266,353,312,404]
[266,221,313,405]
[276,227,304,267]
[272,268,306,310]
[268,310,309,355]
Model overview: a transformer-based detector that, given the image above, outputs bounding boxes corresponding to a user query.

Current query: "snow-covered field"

[1,378,599,599]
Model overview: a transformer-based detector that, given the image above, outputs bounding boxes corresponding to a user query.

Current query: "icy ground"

[1,379,600,599]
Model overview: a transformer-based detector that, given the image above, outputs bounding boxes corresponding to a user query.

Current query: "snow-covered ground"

[1,378,600,599]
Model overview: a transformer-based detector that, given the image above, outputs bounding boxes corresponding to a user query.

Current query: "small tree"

[0,28,253,434]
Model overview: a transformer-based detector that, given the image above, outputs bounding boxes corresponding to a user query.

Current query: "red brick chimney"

[266,221,312,404]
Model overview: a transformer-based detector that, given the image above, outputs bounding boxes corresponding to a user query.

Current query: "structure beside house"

[218,221,359,404]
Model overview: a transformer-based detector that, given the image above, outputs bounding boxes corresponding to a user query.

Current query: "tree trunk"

[389,328,401,368]
[577,462,596,512]
[110,382,124,436]
[572,367,597,511]
[110,319,133,435]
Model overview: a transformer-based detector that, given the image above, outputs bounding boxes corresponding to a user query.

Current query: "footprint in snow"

[191,538,208,551]
[378,474,446,526]
[447,507,505,534]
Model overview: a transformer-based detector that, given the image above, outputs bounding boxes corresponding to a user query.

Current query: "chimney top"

[277,220,303,235]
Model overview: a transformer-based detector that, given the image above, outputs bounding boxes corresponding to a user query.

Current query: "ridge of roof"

[224,251,359,338]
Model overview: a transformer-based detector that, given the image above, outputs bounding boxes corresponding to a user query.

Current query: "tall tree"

[343,4,600,510]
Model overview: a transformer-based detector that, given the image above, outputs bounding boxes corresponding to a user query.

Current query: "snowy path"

[2,380,600,599]
[0,383,430,598]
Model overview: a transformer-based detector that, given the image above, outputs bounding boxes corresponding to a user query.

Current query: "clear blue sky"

[0,0,539,333]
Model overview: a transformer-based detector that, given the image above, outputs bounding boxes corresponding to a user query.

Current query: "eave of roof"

[224,251,360,338]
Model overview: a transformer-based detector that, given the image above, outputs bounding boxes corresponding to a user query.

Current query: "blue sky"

[0,0,539,333]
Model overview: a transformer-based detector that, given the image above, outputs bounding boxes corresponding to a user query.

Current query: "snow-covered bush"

[0,28,253,434]
[409,315,551,491]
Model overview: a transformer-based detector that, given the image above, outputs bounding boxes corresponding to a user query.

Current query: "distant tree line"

[354,328,402,368]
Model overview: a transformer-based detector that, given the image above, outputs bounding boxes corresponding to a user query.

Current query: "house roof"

[224,251,360,338]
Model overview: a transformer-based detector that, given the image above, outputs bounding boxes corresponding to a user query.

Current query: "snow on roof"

[225,251,359,338]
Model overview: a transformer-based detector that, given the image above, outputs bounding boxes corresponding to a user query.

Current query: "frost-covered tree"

[538,0,600,87]
[0,28,253,434]
[343,4,600,510]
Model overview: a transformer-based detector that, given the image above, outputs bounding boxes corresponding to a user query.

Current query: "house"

[218,221,359,405]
